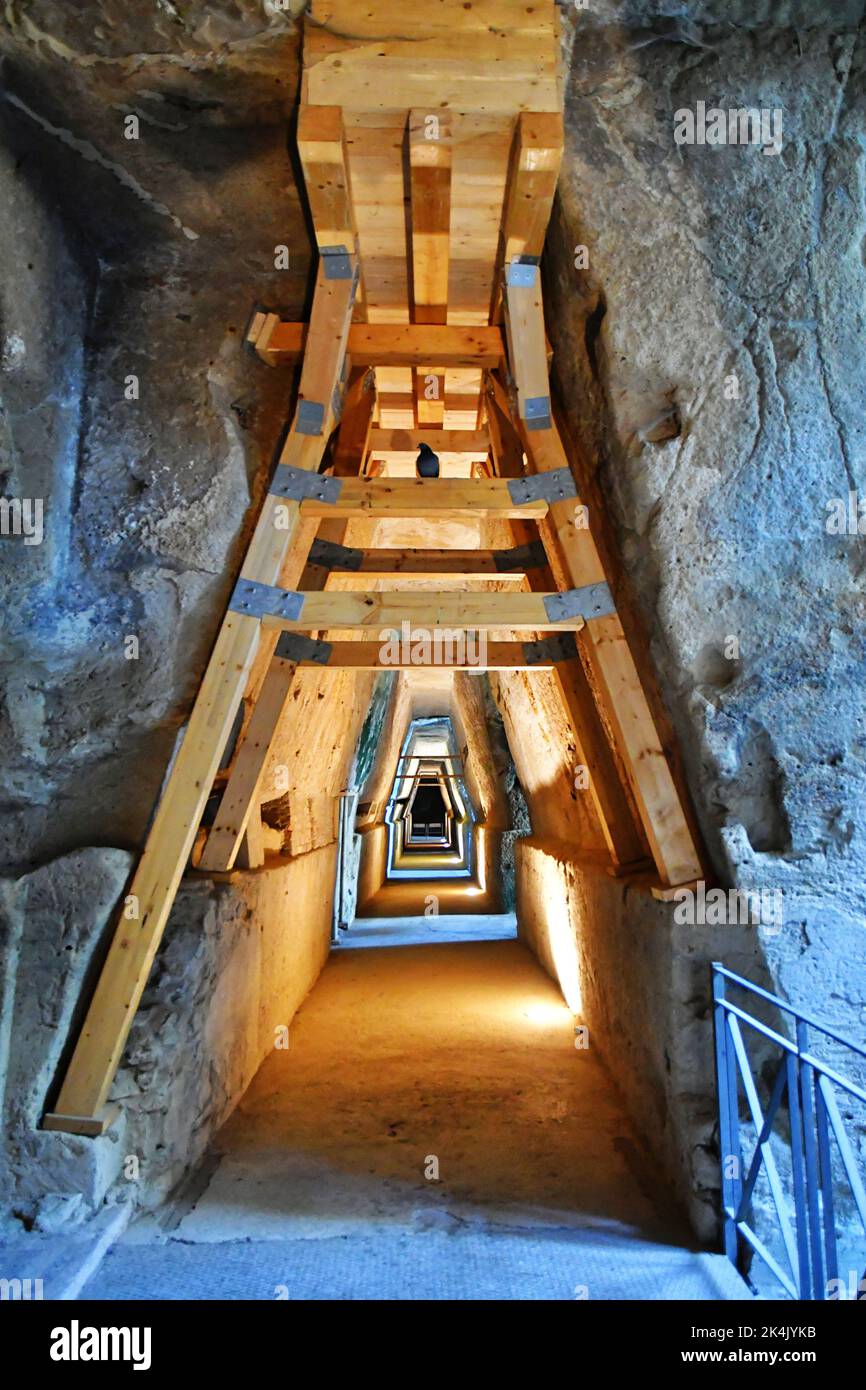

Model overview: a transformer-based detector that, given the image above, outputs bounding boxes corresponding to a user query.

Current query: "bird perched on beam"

[416,442,440,478]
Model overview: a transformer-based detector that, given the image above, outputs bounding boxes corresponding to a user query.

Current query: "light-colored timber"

[261,590,587,634]
[47,252,357,1133]
[48,0,703,1135]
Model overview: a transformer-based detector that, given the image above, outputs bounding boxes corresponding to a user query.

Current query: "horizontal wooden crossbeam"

[295,477,546,521]
[367,428,489,453]
[259,591,587,633]
[304,540,550,574]
[284,639,558,670]
[249,316,506,368]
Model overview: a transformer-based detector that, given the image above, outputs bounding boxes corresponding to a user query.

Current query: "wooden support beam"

[262,591,586,633]
[415,366,445,427]
[297,105,356,251]
[284,639,557,671]
[504,263,703,888]
[485,374,525,478]
[332,366,375,476]
[500,111,564,265]
[503,262,551,423]
[550,658,649,873]
[297,105,367,322]
[45,252,357,1135]
[409,109,452,324]
[367,428,488,454]
[199,648,300,873]
[250,321,506,369]
[237,809,265,870]
[298,476,547,521]
[300,545,548,577]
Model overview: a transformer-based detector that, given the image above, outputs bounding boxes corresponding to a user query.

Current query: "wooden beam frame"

[297,104,367,321]
[332,366,375,476]
[504,261,703,888]
[296,476,547,521]
[295,640,553,670]
[248,320,506,369]
[367,428,488,454]
[300,546,548,577]
[44,250,358,1135]
[297,104,356,251]
[262,591,587,633]
[500,111,564,265]
[409,109,452,324]
[199,646,302,873]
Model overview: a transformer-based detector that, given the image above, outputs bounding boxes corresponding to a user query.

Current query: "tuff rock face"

[0,1,309,869]
[544,0,866,1234]
[550,4,866,1006]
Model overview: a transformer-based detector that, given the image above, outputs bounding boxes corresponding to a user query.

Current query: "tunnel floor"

[83,919,750,1300]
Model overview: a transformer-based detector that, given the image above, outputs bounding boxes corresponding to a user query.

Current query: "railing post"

[712,965,742,1265]
[786,1049,812,1299]
[796,1018,825,1300]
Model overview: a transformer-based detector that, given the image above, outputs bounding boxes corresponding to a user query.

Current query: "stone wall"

[0,2,309,871]
[514,840,768,1237]
[508,0,866,1239]
[1,841,335,1227]
[2,0,864,1249]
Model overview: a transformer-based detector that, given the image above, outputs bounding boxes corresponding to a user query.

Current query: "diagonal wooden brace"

[504,260,703,888]
[44,251,358,1135]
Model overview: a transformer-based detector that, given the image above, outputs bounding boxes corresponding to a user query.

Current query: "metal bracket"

[307,538,363,572]
[506,256,540,288]
[269,463,343,505]
[522,634,579,666]
[544,582,616,624]
[228,579,304,622]
[296,399,326,436]
[321,245,353,280]
[507,467,576,506]
[524,395,552,431]
[274,632,332,665]
[493,538,549,573]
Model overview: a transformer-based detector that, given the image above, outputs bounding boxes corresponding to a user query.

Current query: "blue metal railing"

[712,963,866,1300]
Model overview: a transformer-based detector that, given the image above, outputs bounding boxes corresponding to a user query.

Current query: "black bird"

[416,442,440,478]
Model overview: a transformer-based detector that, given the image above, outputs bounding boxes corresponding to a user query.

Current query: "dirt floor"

[80,919,750,1298]
[167,924,681,1241]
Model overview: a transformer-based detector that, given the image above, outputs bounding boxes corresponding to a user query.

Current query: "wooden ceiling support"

[248,320,508,369]
[409,110,453,325]
[46,2,707,1140]
[261,590,587,634]
[45,252,358,1135]
[503,261,703,888]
